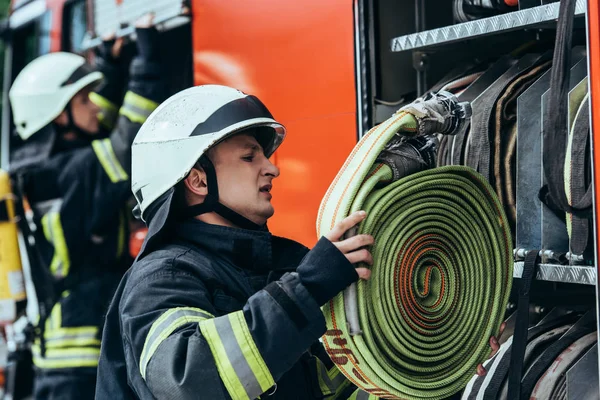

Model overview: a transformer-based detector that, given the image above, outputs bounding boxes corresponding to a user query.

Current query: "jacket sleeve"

[90,39,126,131]
[96,26,166,183]
[45,28,167,270]
[86,27,166,230]
[122,238,359,400]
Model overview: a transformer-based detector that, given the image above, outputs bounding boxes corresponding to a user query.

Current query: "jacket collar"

[175,218,309,273]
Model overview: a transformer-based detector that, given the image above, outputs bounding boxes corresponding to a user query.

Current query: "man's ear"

[53,110,68,126]
[183,167,208,197]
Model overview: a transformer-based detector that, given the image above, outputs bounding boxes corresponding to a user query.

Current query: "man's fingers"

[102,31,116,41]
[499,322,506,336]
[336,234,374,253]
[112,38,124,59]
[346,249,373,265]
[489,336,500,357]
[477,364,487,376]
[135,12,155,28]
[325,211,367,242]
[355,268,371,280]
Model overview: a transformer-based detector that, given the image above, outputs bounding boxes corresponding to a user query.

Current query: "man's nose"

[90,101,101,113]
[264,158,280,177]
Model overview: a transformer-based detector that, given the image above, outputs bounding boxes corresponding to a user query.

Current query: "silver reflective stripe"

[140,307,213,379]
[356,390,371,400]
[319,366,346,394]
[318,363,335,393]
[119,92,158,124]
[33,198,62,216]
[32,345,100,369]
[331,371,345,388]
[45,331,99,348]
[33,350,99,361]
[121,102,153,120]
[214,315,263,399]
[92,138,128,183]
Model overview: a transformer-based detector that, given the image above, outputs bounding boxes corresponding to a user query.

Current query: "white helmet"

[132,85,286,223]
[9,52,104,140]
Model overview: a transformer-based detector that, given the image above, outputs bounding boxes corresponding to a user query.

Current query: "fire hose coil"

[317,101,513,399]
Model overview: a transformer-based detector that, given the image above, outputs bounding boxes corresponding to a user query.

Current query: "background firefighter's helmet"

[131,84,286,223]
[9,52,104,141]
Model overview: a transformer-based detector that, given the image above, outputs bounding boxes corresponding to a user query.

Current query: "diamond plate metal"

[93,0,183,38]
[82,0,188,49]
[513,262,597,285]
[391,1,587,52]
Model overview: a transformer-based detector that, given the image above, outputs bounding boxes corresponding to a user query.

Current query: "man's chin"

[259,207,275,223]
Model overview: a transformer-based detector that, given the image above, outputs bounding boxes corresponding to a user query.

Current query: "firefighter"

[96,85,501,399]
[8,13,165,399]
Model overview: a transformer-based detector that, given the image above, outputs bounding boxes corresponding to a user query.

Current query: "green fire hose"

[317,102,513,399]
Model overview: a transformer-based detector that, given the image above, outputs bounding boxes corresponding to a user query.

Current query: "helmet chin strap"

[54,101,98,144]
[180,156,264,231]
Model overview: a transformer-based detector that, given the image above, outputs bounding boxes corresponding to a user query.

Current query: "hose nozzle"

[398,90,472,136]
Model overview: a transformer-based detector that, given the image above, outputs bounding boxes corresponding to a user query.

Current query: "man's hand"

[99,33,124,60]
[325,211,374,280]
[476,322,507,376]
[135,12,155,29]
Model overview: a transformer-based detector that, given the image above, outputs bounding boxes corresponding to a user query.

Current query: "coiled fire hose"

[317,93,513,399]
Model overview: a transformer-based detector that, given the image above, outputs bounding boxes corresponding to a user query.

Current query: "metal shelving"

[513,262,596,285]
[390,0,587,53]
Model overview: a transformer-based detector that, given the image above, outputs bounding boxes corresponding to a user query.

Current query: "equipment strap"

[506,250,538,400]
[466,52,551,183]
[565,94,592,255]
[540,0,584,217]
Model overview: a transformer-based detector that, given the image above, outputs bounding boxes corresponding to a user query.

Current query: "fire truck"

[1,0,600,398]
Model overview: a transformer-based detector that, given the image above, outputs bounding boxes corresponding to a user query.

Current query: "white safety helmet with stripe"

[132,85,286,257]
[9,52,104,140]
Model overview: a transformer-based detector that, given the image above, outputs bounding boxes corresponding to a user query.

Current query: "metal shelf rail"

[390,0,587,53]
[513,262,596,285]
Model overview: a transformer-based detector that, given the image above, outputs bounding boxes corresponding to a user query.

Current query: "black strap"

[567,96,593,254]
[541,0,581,216]
[180,157,263,231]
[264,282,308,330]
[466,52,551,182]
[448,55,517,166]
[53,101,99,149]
[507,250,539,400]
[11,173,58,357]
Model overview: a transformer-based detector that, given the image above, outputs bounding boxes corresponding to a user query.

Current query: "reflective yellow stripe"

[40,301,100,348]
[120,91,158,124]
[89,92,118,130]
[32,345,100,369]
[48,301,62,331]
[44,327,100,349]
[140,307,214,379]
[92,138,129,183]
[41,212,70,278]
[200,311,275,400]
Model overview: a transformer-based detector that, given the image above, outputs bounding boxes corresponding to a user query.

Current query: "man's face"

[70,87,101,134]
[210,133,280,225]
